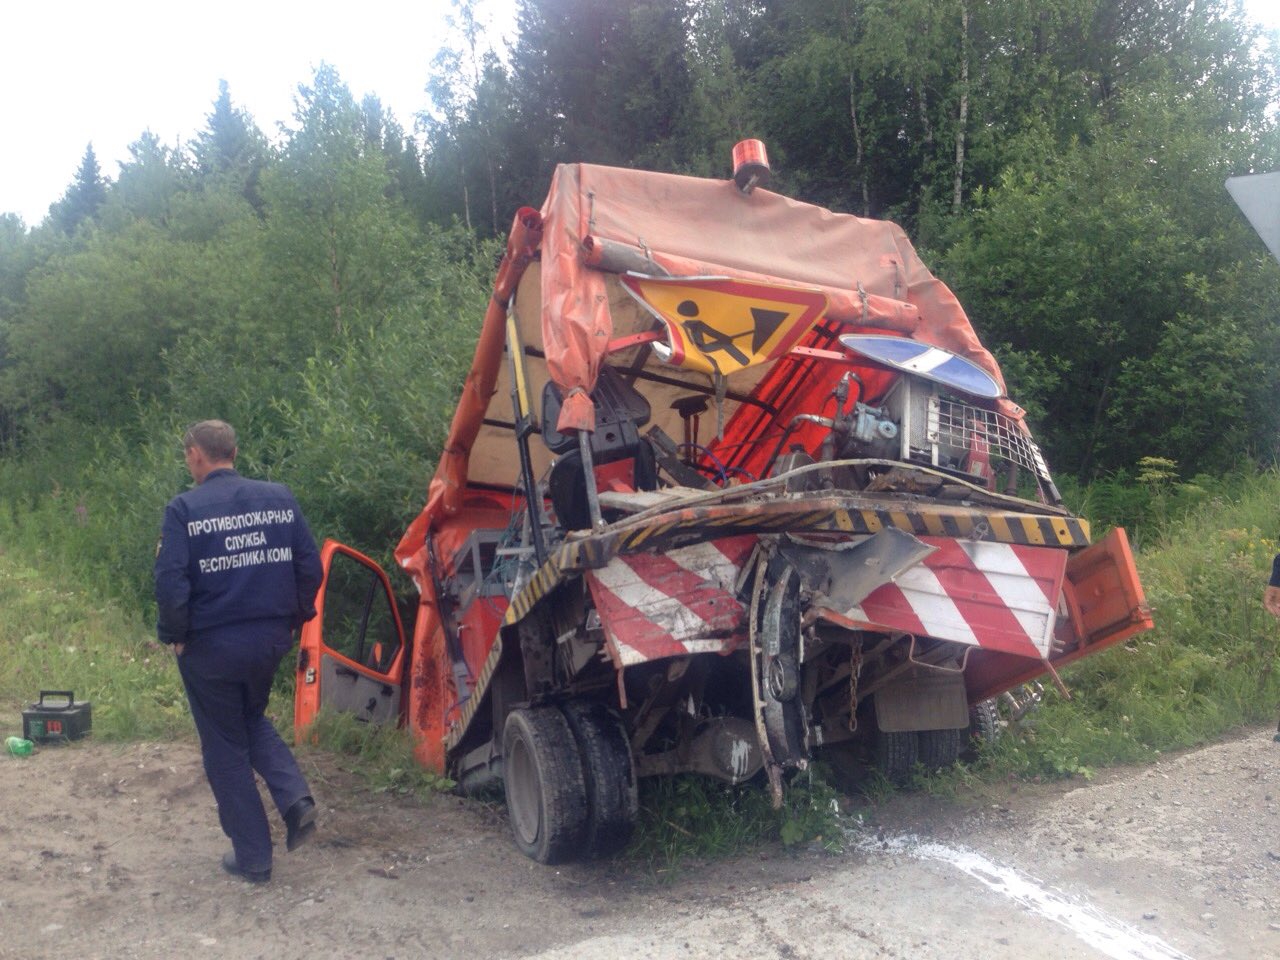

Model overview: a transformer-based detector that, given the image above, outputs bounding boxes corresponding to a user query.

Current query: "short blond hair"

[183,420,237,462]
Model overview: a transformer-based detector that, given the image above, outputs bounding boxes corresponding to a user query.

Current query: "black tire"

[918,728,962,771]
[560,700,639,859]
[815,740,865,795]
[873,729,918,785]
[962,699,1001,760]
[502,707,588,864]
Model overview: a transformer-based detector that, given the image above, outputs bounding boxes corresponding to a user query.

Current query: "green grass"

[979,472,1280,781]
[302,708,453,797]
[627,766,846,875]
[0,545,448,806]
[0,546,189,743]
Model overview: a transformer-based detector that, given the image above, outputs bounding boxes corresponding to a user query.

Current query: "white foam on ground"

[854,832,1195,960]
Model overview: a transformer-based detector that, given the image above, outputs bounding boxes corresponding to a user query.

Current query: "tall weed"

[1057,456,1227,548]
[987,469,1280,779]
[629,768,845,874]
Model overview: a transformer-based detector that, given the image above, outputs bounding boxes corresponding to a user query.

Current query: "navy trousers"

[177,619,310,871]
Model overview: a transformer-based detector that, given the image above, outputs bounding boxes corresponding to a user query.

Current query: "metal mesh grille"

[927,398,1052,480]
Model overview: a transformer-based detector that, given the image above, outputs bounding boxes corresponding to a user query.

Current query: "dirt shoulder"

[2,729,1278,960]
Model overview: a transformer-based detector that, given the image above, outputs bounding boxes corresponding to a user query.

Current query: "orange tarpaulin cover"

[539,163,1011,432]
[398,162,1014,570]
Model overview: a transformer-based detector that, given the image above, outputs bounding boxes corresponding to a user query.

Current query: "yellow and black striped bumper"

[502,495,1088,627]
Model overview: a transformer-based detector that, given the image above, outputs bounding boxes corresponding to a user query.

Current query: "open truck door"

[294,539,407,737]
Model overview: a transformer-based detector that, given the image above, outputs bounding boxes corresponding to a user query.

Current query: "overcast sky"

[3,1,1276,228]
[1,0,515,227]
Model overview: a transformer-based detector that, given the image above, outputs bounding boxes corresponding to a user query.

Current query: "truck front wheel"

[502,707,588,863]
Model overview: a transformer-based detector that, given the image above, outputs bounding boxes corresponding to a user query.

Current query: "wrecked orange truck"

[294,143,1153,863]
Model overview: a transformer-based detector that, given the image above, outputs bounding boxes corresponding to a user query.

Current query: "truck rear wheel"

[561,700,638,859]
[918,728,962,771]
[874,729,918,785]
[502,707,588,864]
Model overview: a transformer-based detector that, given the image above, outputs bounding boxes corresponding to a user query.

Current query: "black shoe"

[221,851,270,884]
[285,796,317,852]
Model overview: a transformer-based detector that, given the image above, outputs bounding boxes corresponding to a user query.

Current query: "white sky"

[2,1,1277,228]
[1,0,516,227]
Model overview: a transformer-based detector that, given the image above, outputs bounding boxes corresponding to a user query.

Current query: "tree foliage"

[943,63,1280,474]
[0,4,1277,610]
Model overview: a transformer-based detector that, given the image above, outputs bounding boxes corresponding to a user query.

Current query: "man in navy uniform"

[155,420,324,883]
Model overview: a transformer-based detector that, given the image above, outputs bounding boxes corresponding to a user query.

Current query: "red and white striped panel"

[586,536,756,667]
[846,538,1067,658]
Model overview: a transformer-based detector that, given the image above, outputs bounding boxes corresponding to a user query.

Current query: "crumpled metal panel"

[585,537,755,666]
[781,527,937,613]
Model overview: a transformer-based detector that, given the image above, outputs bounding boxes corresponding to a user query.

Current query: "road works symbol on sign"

[621,274,828,377]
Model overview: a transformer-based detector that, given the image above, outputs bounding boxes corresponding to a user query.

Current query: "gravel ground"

[2,727,1278,959]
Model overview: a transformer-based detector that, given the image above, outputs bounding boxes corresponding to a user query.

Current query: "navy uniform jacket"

[154,468,323,646]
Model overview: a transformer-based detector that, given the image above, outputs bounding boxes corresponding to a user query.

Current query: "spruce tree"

[49,143,107,233]
[193,80,269,210]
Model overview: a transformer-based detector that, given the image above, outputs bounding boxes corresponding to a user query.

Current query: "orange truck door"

[294,540,407,739]
[1060,526,1153,654]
